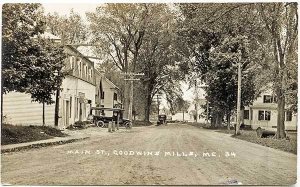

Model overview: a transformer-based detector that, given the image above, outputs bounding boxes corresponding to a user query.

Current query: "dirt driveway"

[1,123,297,185]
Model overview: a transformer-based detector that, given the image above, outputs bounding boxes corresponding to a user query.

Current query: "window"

[263,95,272,103]
[78,59,82,77]
[101,92,105,99]
[273,95,277,103]
[263,95,277,103]
[70,96,72,118]
[114,93,117,101]
[89,68,93,80]
[286,111,293,121]
[70,56,75,69]
[258,110,271,121]
[101,105,105,115]
[85,65,88,79]
[75,98,79,118]
[244,110,249,120]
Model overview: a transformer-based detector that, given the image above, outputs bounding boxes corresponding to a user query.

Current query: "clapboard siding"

[3,92,55,126]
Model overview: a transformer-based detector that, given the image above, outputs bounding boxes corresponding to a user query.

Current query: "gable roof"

[103,76,119,90]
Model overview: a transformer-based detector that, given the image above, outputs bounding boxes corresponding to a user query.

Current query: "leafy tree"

[2,4,67,125]
[28,38,66,125]
[135,4,185,121]
[2,3,45,93]
[87,4,150,119]
[45,9,89,44]
[177,4,258,128]
[172,97,190,121]
[177,3,297,137]
[88,4,185,121]
[258,3,298,138]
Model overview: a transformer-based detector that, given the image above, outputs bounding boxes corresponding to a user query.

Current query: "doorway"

[65,100,70,127]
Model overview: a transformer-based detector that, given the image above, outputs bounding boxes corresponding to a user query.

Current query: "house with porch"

[242,89,297,131]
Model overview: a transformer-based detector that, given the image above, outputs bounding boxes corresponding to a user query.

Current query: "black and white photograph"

[1,1,298,186]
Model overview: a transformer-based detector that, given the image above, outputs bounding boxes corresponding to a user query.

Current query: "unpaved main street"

[1,123,297,185]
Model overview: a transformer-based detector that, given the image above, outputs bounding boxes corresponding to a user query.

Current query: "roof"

[64,45,94,66]
[91,107,124,111]
[103,76,119,90]
[40,32,61,40]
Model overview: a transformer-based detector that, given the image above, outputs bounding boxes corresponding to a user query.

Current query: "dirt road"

[1,123,297,185]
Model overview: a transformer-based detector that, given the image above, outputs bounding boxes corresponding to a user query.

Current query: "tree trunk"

[54,88,60,127]
[276,90,286,138]
[216,113,222,128]
[42,102,45,126]
[1,89,3,124]
[273,37,286,139]
[227,112,231,130]
[144,99,151,122]
[123,81,130,119]
[211,111,222,128]
[144,83,154,122]
[183,110,185,122]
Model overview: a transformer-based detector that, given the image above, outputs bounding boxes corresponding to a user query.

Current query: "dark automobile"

[157,114,167,125]
[89,107,132,129]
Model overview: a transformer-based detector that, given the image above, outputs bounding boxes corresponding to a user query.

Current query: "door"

[79,103,82,121]
[65,101,70,127]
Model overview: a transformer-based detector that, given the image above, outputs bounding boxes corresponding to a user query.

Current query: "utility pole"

[206,99,209,125]
[195,80,198,122]
[235,51,242,135]
[154,94,162,116]
[122,72,144,121]
[157,95,160,115]
[210,51,243,133]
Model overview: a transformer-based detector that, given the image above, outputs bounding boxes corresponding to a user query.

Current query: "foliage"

[206,34,256,114]
[177,4,258,126]
[2,4,67,106]
[2,3,45,93]
[28,38,66,105]
[258,3,298,138]
[171,97,190,115]
[45,9,89,44]
[88,4,185,121]
[87,4,149,72]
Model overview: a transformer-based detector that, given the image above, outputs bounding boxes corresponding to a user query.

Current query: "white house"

[243,89,297,131]
[60,46,96,128]
[99,76,122,117]
[3,34,97,129]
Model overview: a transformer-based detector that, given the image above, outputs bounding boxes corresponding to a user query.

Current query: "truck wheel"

[97,121,105,128]
[124,122,129,129]
[128,122,132,129]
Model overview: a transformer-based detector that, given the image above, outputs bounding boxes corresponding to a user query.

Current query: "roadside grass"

[1,124,68,145]
[133,120,153,126]
[185,122,297,154]
[217,129,297,154]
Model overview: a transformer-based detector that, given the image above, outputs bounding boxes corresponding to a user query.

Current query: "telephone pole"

[210,51,243,134]
[235,51,242,135]
[122,72,144,121]
[156,94,162,115]
[195,80,198,122]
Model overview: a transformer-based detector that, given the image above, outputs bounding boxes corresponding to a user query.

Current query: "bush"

[1,124,67,145]
[132,120,153,126]
[71,121,92,129]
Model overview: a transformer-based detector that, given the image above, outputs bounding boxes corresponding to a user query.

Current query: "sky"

[43,4,97,19]
[42,3,203,107]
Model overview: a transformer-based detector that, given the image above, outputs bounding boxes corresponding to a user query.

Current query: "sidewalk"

[1,132,90,153]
